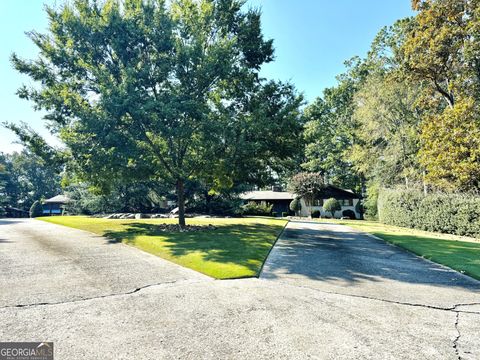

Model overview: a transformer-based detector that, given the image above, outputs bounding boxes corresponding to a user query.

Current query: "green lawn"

[38,216,287,279]
[320,219,480,280]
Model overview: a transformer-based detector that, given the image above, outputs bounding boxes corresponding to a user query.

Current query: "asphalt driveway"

[261,221,480,307]
[1,219,479,359]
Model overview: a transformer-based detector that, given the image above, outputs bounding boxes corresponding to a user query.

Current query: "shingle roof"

[240,186,361,202]
[43,195,71,204]
[240,191,296,201]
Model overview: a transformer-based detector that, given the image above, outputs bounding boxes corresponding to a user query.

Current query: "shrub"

[282,212,288,217]
[242,202,273,216]
[364,180,379,219]
[30,200,44,218]
[323,198,341,218]
[289,197,302,215]
[342,209,356,220]
[206,197,243,216]
[378,188,480,238]
[311,210,320,218]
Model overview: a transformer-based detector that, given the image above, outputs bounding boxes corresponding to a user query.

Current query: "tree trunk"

[205,190,212,215]
[176,179,186,228]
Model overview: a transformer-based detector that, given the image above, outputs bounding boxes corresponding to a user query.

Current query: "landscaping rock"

[152,224,217,232]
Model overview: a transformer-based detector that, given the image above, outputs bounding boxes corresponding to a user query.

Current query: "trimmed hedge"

[378,188,480,238]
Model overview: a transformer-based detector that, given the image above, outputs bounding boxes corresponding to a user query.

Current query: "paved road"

[1,219,479,359]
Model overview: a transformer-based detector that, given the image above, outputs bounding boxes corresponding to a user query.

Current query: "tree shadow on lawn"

[102,222,284,276]
[261,224,480,290]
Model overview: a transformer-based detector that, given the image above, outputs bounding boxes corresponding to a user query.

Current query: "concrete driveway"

[1,219,479,359]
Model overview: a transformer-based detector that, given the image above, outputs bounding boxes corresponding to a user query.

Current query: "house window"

[340,199,353,206]
[313,199,323,206]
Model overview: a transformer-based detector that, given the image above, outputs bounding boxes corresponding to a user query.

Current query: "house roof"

[43,195,71,204]
[240,190,296,201]
[320,185,362,200]
[240,186,361,202]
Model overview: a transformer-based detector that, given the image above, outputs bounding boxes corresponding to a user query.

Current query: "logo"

[0,343,53,360]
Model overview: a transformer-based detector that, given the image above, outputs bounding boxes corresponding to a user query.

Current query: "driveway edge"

[344,225,480,284]
[257,220,289,278]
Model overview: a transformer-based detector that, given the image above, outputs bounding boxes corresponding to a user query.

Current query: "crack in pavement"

[261,279,480,314]
[2,274,479,358]
[0,279,202,310]
[261,279,480,359]
[453,312,462,360]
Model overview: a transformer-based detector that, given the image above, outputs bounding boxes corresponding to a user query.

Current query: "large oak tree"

[12,0,303,226]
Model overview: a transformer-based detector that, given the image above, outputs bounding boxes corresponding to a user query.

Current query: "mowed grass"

[38,216,287,279]
[320,218,480,280]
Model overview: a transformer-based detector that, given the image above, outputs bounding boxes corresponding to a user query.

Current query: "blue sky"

[0,0,414,153]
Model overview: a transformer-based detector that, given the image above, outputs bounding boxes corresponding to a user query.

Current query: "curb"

[257,220,290,278]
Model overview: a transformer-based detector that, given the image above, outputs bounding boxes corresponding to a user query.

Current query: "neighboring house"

[240,185,362,219]
[240,190,295,215]
[42,195,71,216]
[4,206,29,218]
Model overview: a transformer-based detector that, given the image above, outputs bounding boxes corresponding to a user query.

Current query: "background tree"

[350,74,422,188]
[302,58,368,193]
[0,151,62,210]
[402,0,480,191]
[419,99,480,191]
[0,163,9,216]
[12,0,303,227]
[64,180,171,215]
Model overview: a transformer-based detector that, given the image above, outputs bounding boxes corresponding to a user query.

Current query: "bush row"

[242,202,273,216]
[378,188,480,238]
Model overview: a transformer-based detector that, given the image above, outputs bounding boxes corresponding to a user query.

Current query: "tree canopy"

[12,0,303,226]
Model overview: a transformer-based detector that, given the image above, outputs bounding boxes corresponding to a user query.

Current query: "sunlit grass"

[38,216,287,279]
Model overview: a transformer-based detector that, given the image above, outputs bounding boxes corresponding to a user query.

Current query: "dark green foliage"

[29,200,43,218]
[302,69,364,193]
[0,151,62,211]
[188,194,243,216]
[311,210,320,218]
[64,182,168,215]
[289,197,302,214]
[323,198,341,218]
[0,163,9,216]
[378,188,480,238]
[242,202,272,216]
